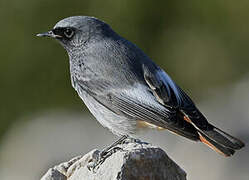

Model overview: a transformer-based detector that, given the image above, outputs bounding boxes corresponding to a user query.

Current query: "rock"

[41,140,186,180]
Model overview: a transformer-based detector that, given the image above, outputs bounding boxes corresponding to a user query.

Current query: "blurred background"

[0,0,249,179]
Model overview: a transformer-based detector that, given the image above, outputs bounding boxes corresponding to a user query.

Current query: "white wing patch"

[156,69,182,105]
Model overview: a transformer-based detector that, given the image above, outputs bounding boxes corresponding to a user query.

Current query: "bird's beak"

[36,30,62,38]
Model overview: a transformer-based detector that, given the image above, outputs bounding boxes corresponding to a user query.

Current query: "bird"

[37,16,244,162]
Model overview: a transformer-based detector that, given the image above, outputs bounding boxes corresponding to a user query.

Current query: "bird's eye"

[64,28,74,39]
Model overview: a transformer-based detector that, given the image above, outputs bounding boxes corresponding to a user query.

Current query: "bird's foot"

[87,135,128,172]
[87,146,122,172]
[87,136,149,172]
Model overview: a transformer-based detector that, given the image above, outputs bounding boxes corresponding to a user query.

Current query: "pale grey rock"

[41,141,186,180]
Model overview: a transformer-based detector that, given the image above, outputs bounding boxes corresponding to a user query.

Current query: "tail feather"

[197,125,245,156]
[211,126,245,149]
[182,114,245,156]
[198,132,235,156]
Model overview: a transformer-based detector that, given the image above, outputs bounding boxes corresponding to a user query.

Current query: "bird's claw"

[87,146,122,173]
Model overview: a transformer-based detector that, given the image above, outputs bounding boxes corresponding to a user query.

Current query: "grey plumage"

[37,16,244,156]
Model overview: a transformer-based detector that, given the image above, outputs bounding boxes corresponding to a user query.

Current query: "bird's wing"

[142,64,211,130]
[74,68,200,140]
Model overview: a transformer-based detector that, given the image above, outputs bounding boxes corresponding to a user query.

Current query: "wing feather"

[74,66,200,140]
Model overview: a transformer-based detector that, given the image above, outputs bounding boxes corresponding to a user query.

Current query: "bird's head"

[37,16,115,53]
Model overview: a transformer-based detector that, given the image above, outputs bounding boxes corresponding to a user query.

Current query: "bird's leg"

[122,136,143,144]
[88,135,128,172]
[100,135,128,157]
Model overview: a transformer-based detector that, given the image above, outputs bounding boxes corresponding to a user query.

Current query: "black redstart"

[37,16,244,166]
